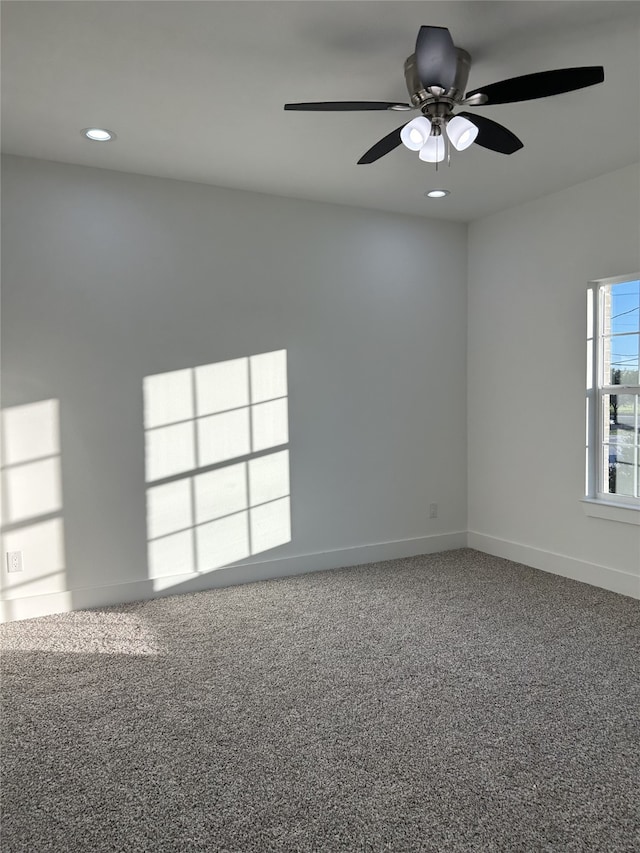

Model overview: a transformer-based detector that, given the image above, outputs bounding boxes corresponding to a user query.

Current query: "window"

[586,275,640,510]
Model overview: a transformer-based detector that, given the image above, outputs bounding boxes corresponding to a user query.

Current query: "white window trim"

[581,497,640,525]
[585,273,640,522]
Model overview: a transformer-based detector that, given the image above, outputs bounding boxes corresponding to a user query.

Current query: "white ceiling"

[2,1,639,222]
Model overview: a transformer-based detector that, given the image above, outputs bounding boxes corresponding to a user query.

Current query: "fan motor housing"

[404,48,471,111]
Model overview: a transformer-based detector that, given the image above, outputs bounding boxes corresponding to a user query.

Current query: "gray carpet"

[1,548,639,852]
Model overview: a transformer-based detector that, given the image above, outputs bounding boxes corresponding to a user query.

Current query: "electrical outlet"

[429,503,438,519]
[6,551,23,573]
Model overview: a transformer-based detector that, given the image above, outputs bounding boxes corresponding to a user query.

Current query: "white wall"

[1,155,468,620]
[468,163,640,597]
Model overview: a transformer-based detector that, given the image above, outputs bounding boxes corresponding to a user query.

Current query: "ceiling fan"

[284,26,604,165]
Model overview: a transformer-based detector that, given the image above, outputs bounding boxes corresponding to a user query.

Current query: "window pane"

[605,334,639,385]
[605,452,636,497]
[603,391,638,496]
[603,394,638,443]
[602,281,640,386]
[608,438,635,467]
[610,280,640,335]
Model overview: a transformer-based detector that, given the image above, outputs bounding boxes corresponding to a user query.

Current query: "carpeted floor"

[1,548,639,852]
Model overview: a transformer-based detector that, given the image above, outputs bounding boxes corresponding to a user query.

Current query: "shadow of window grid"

[144,351,291,578]
[0,399,67,601]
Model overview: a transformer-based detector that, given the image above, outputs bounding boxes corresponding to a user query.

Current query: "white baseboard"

[0,531,467,623]
[4,529,635,623]
[468,531,640,599]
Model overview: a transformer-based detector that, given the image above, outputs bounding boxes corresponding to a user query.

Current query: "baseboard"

[468,531,640,599]
[0,531,467,623]
[6,529,634,623]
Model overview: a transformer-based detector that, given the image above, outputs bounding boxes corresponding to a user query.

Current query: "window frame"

[586,273,640,514]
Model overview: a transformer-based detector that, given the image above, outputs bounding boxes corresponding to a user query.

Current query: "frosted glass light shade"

[418,135,446,163]
[400,117,432,151]
[446,115,478,151]
[82,128,116,142]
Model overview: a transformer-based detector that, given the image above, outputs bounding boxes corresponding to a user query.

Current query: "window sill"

[581,498,640,526]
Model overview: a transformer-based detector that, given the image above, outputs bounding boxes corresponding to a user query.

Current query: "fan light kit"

[284,25,604,169]
[81,128,116,142]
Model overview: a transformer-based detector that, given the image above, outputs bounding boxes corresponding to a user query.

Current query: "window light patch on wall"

[0,399,67,606]
[142,350,291,588]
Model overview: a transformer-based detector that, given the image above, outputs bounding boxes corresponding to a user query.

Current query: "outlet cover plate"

[6,551,23,573]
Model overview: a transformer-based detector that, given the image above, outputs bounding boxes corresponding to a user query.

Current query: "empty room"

[1,2,639,851]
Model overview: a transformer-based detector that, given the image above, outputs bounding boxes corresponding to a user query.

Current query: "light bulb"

[446,116,478,151]
[400,117,432,152]
[82,128,116,142]
[418,135,446,163]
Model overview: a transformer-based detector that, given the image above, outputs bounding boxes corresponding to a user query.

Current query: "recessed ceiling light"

[81,128,116,142]
[389,104,413,111]
[425,189,450,198]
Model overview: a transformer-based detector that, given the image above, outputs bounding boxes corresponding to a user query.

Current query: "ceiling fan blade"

[465,66,604,105]
[415,26,458,91]
[357,124,407,164]
[284,101,412,111]
[457,112,523,155]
